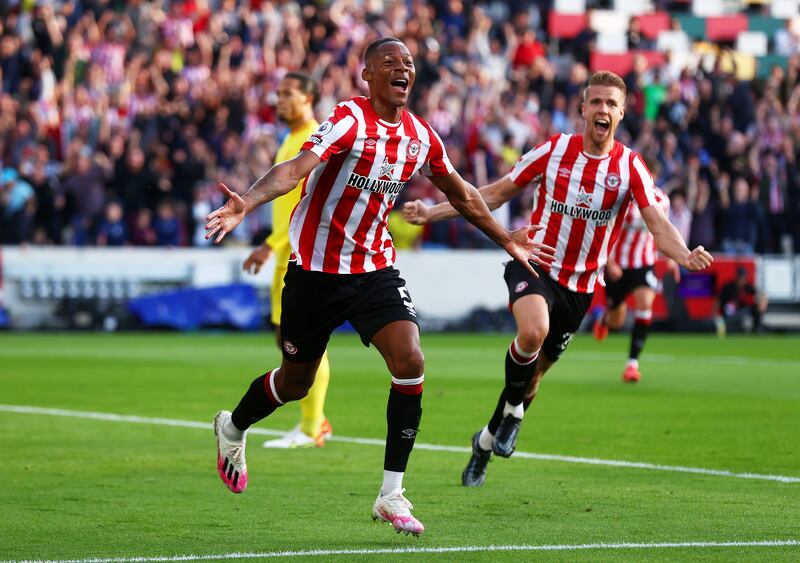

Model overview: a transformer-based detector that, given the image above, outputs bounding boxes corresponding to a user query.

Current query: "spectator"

[716,267,768,335]
[96,201,128,247]
[153,201,181,247]
[719,176,760,256]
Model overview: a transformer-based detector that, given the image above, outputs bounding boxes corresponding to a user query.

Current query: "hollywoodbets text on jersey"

[550,200,613,225]
[346,172,407,195]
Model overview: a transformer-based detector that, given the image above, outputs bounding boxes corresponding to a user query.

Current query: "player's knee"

[275,372,315,402]
[516,327,546,352]
[391,348,425,379]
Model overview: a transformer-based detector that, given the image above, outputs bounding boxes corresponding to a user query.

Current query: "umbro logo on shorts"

[401,428,418,439]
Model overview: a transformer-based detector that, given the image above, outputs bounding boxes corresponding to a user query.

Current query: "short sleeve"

[509,137,555,187]
[301,104,358,162]
[629,154,659,209]
[419,126,455,177]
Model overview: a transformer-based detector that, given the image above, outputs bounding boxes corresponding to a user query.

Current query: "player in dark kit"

[205,37,555,536]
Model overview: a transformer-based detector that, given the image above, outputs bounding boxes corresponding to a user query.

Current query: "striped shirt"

[290,96,454,274]
[509,133,658,293]
[611,187,670,270]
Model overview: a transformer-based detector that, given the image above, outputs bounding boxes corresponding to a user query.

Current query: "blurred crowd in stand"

[1,0,799,255]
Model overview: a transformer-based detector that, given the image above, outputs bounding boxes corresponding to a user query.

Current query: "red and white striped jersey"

[611,187,670,269]
[290,96,454,274]
[509,133,659,293]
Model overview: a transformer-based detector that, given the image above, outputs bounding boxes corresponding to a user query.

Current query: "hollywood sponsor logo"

[309,135,324,145]
[605,173,621,190]
[550,200,613,225]
[406,138,421,160]
[346,172,407,196]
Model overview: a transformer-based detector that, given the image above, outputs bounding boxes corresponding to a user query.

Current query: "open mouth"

[390,78,409,94]
[595,118,610,135]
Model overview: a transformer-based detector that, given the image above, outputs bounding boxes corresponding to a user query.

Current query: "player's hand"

[682,246,713,272]
[505,225,556,278]
[243,243,273,274]
[606,261,623,282]
[205,183,246,244]
[402,199,430,225]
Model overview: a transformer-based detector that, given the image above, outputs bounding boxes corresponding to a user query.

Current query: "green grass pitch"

[1,332,799,561]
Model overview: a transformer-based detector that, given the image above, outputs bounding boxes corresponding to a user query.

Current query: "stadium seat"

[736,31,768,56]
[747,15,787,35]
[674,14,707,40]
[757,54,790,79]
[657,30,691,53]
[597,32,629,54]
[771,0,800,19]
[692,0,726,17]
[706,15,749,42]
[554,0,586,15]
[590,52,634,75]
[612,0,653,16]
[548,12,589,39]
[635,12,672,41]
[590,10,631,34]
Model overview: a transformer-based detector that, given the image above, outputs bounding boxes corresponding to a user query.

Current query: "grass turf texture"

[1,332,799,562]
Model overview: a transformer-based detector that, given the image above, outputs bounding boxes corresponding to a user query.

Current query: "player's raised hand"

[402,199,430,225]
[683,246,713,271]
[505,225,556,278]
[205,183,246,244]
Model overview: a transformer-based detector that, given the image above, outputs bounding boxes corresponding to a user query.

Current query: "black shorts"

[503,260,593,362]
[604,266,658,309]
[279,261,419,363]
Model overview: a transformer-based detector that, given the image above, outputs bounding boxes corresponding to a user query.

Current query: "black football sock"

[504,338,539,406]
[629,313,652,362]
[486,389,507,434]
[231,370,283,430]
[384,387,422,472]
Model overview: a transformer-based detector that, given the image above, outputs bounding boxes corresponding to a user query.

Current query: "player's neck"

[287,113,315,133]
[369,97,404,124]
[582,135,614,157]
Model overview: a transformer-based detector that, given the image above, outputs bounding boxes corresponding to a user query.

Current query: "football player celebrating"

[404,71,712,487]
[206,37,555,535]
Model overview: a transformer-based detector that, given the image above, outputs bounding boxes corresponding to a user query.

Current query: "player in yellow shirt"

[243,73,332,448]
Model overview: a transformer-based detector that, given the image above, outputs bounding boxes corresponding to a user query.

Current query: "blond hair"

[582,71,627,103]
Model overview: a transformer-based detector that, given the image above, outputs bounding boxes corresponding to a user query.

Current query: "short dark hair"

[364,37,404,65]
[283,72,320,105]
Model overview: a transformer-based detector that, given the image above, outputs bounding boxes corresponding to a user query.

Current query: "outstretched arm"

[424,172,555,276]
[205,150,320,244]
[404,175,521,224]
[641,204,712,271]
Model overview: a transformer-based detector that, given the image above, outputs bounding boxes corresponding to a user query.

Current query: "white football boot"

[213,410,248,493]
[372,488,425,536]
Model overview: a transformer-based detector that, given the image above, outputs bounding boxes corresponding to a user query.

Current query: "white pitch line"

[6,539,800,563]
[2,404,799,484]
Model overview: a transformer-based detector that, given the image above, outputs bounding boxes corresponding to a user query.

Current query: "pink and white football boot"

[213,410,248,493]
[372,488,425,536]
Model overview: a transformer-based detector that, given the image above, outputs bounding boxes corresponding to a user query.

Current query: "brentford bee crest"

[605,173,621,190]
[406,139,421,160]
